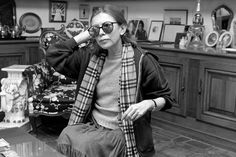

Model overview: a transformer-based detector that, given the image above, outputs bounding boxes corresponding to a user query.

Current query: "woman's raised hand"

[73,30,91,45]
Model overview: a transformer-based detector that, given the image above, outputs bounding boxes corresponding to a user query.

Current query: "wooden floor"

[29,116,236,157]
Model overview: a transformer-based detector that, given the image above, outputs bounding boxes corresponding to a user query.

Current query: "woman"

[135,20,147,40]
[46,4,174,157]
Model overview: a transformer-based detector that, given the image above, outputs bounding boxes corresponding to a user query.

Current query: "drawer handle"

[198,79,202,95]
[181,77,185,92]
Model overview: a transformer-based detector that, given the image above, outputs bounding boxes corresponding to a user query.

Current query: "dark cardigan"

[46,38,174,157]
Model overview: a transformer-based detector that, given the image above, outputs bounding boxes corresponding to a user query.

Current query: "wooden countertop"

[0,38,39,45]
[138,41,236,59]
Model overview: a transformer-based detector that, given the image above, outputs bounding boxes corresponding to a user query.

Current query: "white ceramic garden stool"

[0,65,29,129]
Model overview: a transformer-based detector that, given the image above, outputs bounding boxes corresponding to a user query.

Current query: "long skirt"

[57,122,126,157]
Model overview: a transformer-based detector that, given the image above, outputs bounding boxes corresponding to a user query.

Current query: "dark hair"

[139,20,144,28]
[90,4,136,47]
[90,4,127,27]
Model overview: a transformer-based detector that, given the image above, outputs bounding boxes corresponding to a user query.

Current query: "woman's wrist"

[73,30,91,44]
[149,97,165,111]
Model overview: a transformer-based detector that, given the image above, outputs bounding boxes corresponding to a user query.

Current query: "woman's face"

[128,22,134,31]
[91,13,126,50]
[138,23,143,31]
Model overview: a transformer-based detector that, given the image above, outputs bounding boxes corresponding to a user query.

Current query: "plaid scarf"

[68,44,139,157]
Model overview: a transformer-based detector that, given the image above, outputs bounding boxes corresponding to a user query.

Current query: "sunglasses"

[88,21,119,38]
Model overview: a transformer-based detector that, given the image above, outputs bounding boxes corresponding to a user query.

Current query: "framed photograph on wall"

[129,18,149,40]
[49,1,67,22]
[162,24,186,42]
[127,19,139,39]
[164,9,188,25]
[148,20,163,41]
[79,4,90,19]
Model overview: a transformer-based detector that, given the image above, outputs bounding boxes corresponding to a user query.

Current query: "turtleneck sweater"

[92,55,121,129]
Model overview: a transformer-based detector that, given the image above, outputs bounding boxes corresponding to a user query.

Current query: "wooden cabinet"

[154,53,188,116]
[0,40,42,87]
[197,60,236,130]
[140,44,236,152]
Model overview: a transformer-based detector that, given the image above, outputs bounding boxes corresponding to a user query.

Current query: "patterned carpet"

[30,116,236,157]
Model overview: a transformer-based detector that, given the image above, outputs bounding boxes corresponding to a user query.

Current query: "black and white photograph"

[1,1,236,157]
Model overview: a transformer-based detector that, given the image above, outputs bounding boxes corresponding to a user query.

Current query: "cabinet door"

[158,55,188,116]
[198,61,236,130]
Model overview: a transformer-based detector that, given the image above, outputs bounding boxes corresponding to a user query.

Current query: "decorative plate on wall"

[19,12,42,33]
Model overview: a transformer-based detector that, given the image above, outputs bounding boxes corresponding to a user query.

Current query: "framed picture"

[79,4,90,19]
[218,31,233,48]
[127,18,149,40]
[205,31,219,47]
[174,32,187,48]
[127,19,139,39]
[49,1,67,22]
[148,20,163,41]
[164,9,188,25]
[162,24,186,42]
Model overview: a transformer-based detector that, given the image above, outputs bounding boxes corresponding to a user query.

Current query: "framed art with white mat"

[162,24,186,42]
[148,20,163,41]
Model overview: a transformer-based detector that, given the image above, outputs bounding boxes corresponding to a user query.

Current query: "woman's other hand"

[121,98,165,121]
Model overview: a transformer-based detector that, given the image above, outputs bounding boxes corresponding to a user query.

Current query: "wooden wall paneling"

[25,46,42,65]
